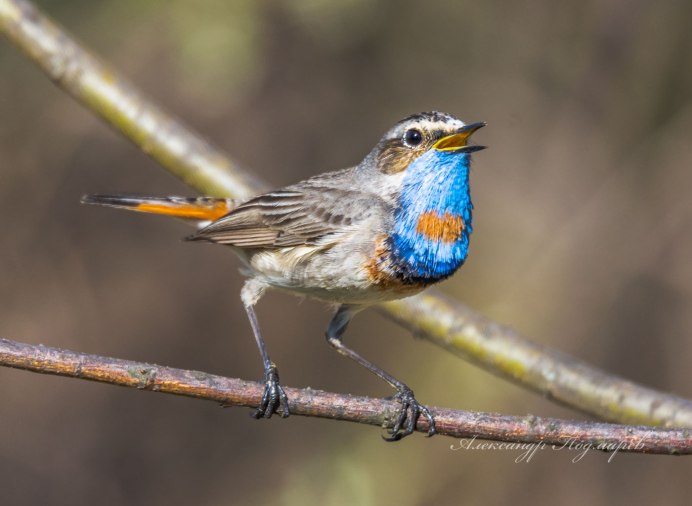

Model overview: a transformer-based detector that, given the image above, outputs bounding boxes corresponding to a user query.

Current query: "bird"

[82,111,485,441]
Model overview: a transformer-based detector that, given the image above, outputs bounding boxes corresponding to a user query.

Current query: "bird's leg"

[326,305,436,441]
[242,280,289,419]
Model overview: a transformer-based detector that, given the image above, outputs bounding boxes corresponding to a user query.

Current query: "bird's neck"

[388,151,473,283]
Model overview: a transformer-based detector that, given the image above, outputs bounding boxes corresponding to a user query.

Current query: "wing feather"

[187,169,383,248]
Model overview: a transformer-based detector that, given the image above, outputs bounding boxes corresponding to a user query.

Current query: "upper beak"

[433,122,486,153]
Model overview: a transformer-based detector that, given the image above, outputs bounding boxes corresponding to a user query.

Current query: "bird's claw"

[382,386,436,442]
[252,364,289,419]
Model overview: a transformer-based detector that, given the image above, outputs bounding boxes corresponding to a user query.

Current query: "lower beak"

[433,122,486,153]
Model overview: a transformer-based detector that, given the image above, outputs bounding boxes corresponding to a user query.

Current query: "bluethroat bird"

[82,111,485,441]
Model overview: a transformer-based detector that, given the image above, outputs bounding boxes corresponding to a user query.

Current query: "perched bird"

[82,111,485,440]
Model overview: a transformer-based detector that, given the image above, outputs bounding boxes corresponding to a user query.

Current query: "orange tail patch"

[81,195,235,221]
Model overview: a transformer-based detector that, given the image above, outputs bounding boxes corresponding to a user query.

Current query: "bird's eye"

[403,128,423,147]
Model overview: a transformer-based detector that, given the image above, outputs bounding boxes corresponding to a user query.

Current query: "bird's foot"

[383,386,436,442]
[252,363,289,419]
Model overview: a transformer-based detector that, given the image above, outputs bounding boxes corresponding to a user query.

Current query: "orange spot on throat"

[415,211,465,243]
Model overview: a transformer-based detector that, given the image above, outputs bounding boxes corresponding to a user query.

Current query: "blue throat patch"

[389,149,473,282]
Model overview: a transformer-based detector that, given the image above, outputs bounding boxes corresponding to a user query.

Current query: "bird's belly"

[238,234,425,304]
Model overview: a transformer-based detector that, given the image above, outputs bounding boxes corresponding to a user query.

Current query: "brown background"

[1,0,692,504]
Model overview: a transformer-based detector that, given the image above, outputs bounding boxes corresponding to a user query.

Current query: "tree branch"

[381,293,692,427]
[1,0,691,428]
[1,338,689,455]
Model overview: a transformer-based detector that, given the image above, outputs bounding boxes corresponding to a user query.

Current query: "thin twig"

[1,0,691,428]
[0,338,689,455]
[0,0,263,199]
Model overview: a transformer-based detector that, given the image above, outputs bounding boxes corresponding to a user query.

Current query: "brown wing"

[187,173,381,248]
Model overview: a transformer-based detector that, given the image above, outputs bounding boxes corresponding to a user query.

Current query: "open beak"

[433,122,486,153]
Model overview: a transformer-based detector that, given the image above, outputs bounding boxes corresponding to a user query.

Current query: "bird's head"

[370,111,485,175]
[368,112,485,282]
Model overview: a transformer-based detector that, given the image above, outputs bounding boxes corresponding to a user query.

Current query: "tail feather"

[81,195,235,222]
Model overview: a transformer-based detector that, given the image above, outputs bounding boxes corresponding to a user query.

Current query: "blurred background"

[1,0,692,504]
